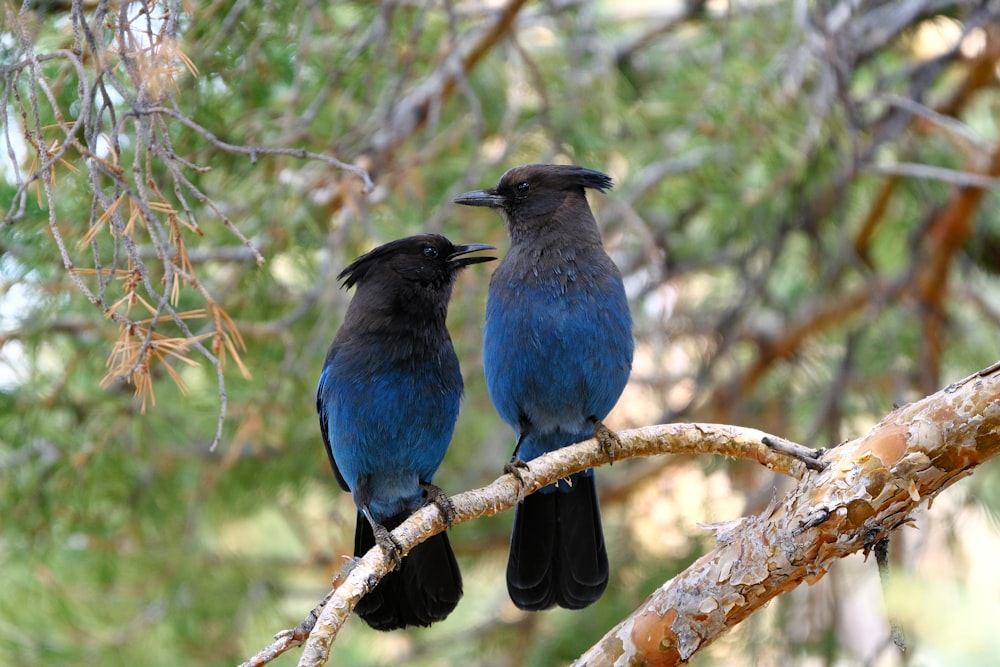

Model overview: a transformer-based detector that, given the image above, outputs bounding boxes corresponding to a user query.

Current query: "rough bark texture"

[572,362,1000,666]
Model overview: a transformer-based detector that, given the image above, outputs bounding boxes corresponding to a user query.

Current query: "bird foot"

[504,457,530,487]
[593,419,622,465]
[371,523,404,570]
[421,482,457,526]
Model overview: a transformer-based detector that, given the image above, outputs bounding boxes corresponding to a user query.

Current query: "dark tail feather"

[353,511,463,631]
[507,490,558,610]
[506,472,608,611]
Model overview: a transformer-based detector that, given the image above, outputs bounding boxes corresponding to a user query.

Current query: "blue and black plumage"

[455,164,634,611]
[316,234,495,630]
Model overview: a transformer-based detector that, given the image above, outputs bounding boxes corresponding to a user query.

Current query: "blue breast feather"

[317,347,462,521]
[484,274,633,462]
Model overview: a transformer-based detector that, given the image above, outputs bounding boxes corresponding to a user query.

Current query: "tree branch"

[573,361,1000,665]
[238,423,818,667]
[238,360,1000,667]
[366,0,529,168]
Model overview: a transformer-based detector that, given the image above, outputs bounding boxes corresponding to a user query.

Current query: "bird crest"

[337,234,495,290]
[498,164,613,195]
[337,235,439,289]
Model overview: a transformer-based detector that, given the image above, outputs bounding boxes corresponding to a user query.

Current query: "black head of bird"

[339,234,496,292]
[453,164,612,244]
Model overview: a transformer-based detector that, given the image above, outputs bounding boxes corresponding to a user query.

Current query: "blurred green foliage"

[2,1,999,666]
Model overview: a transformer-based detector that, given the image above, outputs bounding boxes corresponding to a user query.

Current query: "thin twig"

[864,162,1000,189]
[131,106,374,192]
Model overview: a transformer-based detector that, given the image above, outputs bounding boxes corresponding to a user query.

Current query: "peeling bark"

[573,362,1000,666]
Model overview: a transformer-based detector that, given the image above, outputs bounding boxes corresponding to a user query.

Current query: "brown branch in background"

[908,26,1000,392]
[852,175,897,268]
[706,18,1000,420]
[238,424,819,667]
[613,0,708,69]
[365,0,529,170]
[573,361,1000,666]
[936,23,1000,118]
[740,279,900,392]
[916,136,1000,391]
[459,0,529,83]
[853,30,1000,268]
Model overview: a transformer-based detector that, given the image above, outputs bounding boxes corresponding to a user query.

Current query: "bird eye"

[515,181,530,195]
[423,246,438,258]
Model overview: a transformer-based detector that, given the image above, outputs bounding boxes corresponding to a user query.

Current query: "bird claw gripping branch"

[371,523,404,570]
[421,482,457,527]
[592,419,622,465]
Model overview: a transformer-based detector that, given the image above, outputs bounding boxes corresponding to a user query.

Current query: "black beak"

[448,243,497,267]
[453,189,505,208]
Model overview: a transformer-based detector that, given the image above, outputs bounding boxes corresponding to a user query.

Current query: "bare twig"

[132,106,374,193]
[864,162,1000,189]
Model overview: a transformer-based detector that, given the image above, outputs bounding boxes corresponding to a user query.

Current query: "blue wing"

[317,356,350,492]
